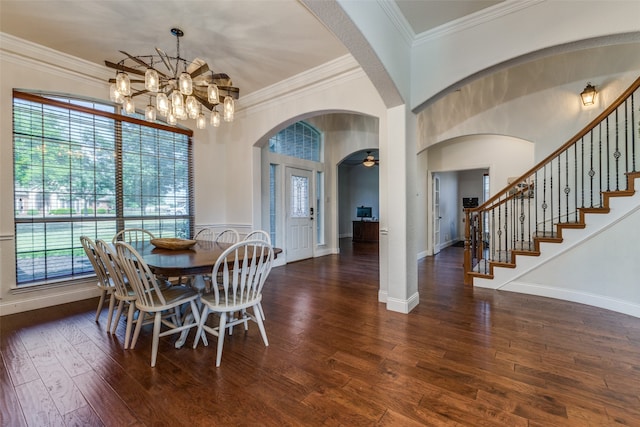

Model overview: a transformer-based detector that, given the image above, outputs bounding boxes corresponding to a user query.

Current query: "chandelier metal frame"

[105,28,239,129]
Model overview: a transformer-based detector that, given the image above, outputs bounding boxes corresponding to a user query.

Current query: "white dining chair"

[193,240,274,367]
[242,230,272,321]
[116,241,201,367]
[94,239,138,349]
[194,227,216,241]
[215,228,240,244]
[80,236,116,330]
[243,230,271,244]
[112,228,156,244]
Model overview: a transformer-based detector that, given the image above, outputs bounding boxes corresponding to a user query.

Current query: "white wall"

[416,43,640,159]
[517,206,640,314]
[410,1,640,110]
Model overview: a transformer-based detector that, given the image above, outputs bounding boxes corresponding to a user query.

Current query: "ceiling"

[0,0,503,98]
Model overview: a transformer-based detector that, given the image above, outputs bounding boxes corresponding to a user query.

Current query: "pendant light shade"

[210,110,221,127]
[145,68,160,92]
[109,84,123,103]
[156,92,169,114]
[167,110,177,125]
[123,96,135,114]
[171,91,183,109]
[207,84,219,104]
[186,95,199,119]
[179,72,193,95]
[196,111,206,129]
[145,104,156,122]
[223,96,234,122]
[116,72,131,96]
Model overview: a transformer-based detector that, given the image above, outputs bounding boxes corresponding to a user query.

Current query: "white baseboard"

[503,281,640,319]
[386,291,420,314]
[1,285,100,316]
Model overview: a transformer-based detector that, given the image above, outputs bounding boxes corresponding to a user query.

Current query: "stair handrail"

[464,75,640,283]
[473,75,640,213]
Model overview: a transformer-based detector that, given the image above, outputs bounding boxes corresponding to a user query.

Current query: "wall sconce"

[580,82,597,106]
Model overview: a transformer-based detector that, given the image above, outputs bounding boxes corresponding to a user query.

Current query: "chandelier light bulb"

[223,96,234,122]
[123,96,135,114]
[145,68,160,92]
[196,111,206,129]
[178,106,188,120]
[167,110,177,125]
[186,95,199,119]
[179,72,193,95]
[173,103,186,120]
[116,72,131,96]
[171,91,184,109]
[145,104,156,122]
[156,92,169,114]
[109,84,123,103]
[210,110,221,127]
[207,84,219,104]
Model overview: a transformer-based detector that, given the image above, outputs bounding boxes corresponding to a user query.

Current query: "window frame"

[12,90,194,287]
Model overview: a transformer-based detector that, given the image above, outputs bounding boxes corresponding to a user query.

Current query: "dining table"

[128,238,281,348]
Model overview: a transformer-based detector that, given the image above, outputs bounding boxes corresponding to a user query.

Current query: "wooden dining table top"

[130,239,281,277]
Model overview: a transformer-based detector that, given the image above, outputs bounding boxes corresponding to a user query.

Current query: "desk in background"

[352,221,379,243]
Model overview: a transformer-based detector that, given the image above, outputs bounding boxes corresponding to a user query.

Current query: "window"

[268,121,321,161]
[290,175,309,218]
[13,91,193,286]
[269,164,277,246]
[316,171,324,245]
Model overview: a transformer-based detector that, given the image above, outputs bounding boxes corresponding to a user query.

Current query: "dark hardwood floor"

[2,239,640,426]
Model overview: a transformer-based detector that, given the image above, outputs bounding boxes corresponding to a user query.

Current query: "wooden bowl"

[150,238,197,250]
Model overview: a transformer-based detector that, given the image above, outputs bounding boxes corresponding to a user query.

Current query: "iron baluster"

[599,123,603,206]
[606,116,611,192]
[589,130,594,208]
[614,108,621,191]
[542,164,548,238]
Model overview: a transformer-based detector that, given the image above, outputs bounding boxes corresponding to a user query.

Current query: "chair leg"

[111,300,125,334]
[130,311,146,349]
[254,305,269,347]
[105,292,116,333]
[216,312,227,367]
[151,311,162,367]
[95,288,107,322]
[257,302,266,321]
[193,306,209,349]
[124,302,136,349]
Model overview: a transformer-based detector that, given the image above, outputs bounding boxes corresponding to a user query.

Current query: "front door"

[285,167,313,262]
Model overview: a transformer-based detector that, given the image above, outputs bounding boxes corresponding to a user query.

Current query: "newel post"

[463,208,472,285]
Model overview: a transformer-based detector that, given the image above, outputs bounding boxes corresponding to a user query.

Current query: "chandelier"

[105,28,239,129]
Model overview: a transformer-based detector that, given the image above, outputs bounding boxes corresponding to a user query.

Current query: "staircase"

[464,76,640,292]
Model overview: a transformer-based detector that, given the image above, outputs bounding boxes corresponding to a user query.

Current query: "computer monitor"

[356,206,372,219]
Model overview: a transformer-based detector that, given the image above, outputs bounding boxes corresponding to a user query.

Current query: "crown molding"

[413,0,544,47]
[238,54,364,114]
[1,32,111,82]
[377,0,415,47]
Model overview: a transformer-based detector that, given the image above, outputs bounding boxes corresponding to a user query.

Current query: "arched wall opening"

[254,111,380,263]
[419,134,535,258]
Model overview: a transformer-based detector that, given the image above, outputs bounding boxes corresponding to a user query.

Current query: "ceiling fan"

[362,151,379,167]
